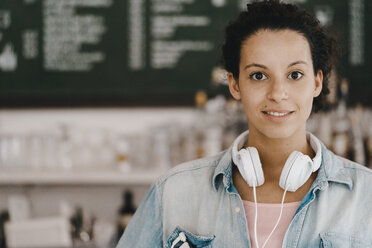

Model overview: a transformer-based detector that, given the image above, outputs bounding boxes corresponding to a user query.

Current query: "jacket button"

[235,207,240,213]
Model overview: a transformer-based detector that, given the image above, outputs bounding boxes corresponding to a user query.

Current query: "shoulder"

[154,150,227,188]
[328,153,372,195]
[318,153,372,239]
[334,155,372,178]
[322,146,372,182]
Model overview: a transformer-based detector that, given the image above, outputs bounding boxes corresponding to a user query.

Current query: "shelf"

[0,169,165,186]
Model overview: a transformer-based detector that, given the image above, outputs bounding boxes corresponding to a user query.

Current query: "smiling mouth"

[262,111,294,117]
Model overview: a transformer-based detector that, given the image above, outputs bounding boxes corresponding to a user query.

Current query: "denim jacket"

[116,142,372,248]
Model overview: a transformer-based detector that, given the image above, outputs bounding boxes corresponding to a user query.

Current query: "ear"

[228,72,241,100]
[313,70,323,97]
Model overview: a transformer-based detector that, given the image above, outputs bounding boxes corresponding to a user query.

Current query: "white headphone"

[232,130,322,192]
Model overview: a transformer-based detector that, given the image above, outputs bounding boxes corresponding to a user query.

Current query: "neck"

[245,127,315,180]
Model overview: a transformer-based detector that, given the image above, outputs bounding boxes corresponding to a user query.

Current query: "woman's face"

[228,29,323,140]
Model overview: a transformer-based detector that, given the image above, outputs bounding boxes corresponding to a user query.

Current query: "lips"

[265,111,290,116]
[263,111,294,116]
[262,110,295,121]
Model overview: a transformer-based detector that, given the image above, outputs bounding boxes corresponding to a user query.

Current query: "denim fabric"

[116,142,372,248]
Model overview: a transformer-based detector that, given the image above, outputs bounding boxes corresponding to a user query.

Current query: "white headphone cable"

[261,184,290,248]
[252,184,290,248]
[253,184,259,248]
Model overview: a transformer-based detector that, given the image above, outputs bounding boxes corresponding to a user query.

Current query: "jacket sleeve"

[116,183,163,248]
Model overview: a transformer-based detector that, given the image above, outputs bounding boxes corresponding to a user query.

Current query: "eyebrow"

[288,60,308,67]
[243,60,308,71]
[243,63,267,70]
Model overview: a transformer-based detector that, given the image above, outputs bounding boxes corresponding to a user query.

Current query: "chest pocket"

[166,226,215,248]
[320,232,372,248]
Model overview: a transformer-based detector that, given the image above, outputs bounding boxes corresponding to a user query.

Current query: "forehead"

[240,29,313,65]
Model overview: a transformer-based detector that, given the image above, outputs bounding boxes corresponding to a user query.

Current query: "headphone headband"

[232,130,250,167]
[307,132,322,172]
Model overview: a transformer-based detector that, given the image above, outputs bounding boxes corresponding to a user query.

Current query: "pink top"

[243,200,301,248]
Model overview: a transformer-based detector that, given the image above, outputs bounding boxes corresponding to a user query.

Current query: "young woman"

[117,1,372,247]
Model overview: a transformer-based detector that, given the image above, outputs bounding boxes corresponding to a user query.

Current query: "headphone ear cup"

[280,151,313,192]
[238,147,264,187]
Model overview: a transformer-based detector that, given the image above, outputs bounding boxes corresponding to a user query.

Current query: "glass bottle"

[117,191,136,241]
[331,78,352,159]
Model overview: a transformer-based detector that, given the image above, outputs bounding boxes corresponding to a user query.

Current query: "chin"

[257,126,297,140]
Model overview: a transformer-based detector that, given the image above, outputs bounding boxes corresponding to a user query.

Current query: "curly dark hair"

[221,0,338,112]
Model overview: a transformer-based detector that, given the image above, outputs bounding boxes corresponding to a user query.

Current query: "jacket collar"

[212,146,234,192]
[212,139,353,192]
[312,142,353,190]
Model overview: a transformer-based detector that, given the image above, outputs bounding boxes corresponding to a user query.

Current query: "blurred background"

[0,0,371,247]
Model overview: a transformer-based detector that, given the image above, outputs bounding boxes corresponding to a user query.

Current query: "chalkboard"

[0,0,370,107]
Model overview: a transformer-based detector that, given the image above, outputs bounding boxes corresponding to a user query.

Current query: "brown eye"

[288,71,304,80]
[250,72,267,81]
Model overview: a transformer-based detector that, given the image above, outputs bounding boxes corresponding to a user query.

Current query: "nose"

[267,78,288,102]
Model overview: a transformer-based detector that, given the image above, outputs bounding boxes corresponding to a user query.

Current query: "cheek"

[297,93,314,117]
[241,89,262,110]
[295,82,316,105]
